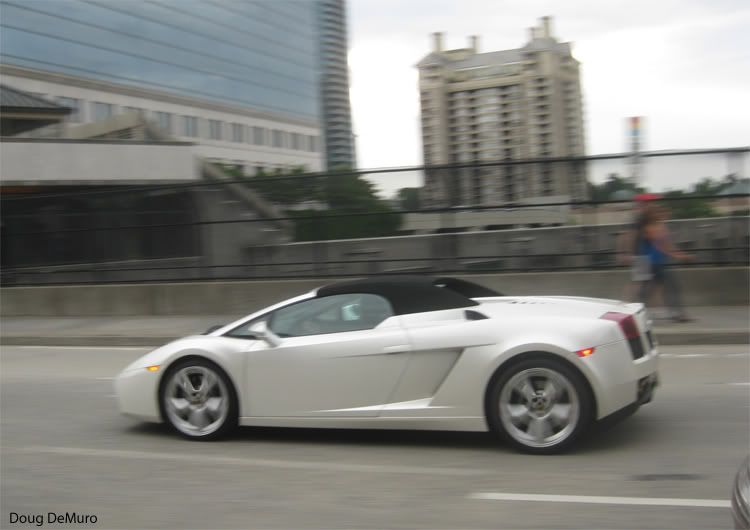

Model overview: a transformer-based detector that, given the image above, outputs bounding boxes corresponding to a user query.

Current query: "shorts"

[631,256,653,281]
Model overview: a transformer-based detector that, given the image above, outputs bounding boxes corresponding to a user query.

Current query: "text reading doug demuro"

[9,512,98,526]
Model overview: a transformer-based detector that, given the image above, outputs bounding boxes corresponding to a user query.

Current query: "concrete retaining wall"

[1,267,747,316]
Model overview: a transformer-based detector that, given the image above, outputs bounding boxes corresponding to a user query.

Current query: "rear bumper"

[637,373,659,405]
[581,338,659,419]
[596,373,658,426]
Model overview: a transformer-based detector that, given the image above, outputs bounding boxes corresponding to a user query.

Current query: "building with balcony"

[417,16,587,208]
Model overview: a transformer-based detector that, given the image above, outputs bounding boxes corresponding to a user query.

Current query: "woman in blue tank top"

[638,205,694,322]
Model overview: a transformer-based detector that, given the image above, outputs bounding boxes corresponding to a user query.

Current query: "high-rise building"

[317,0,357,170]
[0,0,355,175]
[417,17,586,207]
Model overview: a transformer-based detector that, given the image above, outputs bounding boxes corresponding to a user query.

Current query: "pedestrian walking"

[618,194,660,302]
[638,204,694,322]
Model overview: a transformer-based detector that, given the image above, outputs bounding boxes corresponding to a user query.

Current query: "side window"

[269,294,393,337]
[227,294,394,339]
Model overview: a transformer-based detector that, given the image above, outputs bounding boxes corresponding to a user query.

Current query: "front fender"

[116,336,247,420]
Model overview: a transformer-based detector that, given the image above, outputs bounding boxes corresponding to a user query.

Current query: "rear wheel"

[487,357,593,454]
[160,358,238,440]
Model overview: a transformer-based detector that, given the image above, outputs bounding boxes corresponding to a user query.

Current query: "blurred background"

[0,0,747,286]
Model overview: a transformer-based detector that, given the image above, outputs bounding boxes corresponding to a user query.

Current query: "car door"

[235,293,412,418]
[379,308,498,411]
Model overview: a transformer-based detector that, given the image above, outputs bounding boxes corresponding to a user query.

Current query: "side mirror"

[249,321,282,347]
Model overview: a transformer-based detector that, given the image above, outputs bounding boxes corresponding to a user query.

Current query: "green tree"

[216,163,403,240]
[587,173,644,202]
[662,190,717,219]
[247,166,321,205]
[291,168,401,240]
[691,174,738,196]
[322,168,380,210]
[661,176,739,219]
[396,187,421,210]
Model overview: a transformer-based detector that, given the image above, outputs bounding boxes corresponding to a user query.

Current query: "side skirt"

[238,416,488,432]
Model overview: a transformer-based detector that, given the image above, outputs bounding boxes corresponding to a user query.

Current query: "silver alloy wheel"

[498,367,580,449]
[163,365,229,437]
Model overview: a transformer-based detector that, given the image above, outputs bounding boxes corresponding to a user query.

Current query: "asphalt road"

[1,344,748,530]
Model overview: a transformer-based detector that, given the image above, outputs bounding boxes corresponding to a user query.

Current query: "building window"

[231,123,244,142]
[308,135,319,152]
[57,97,82,123]
[291,133,302,150]
[92,102,113,121]
[252,126,266,145]
[272,129,285,148]
[208,119,223,140]
[123,106,146,117]
[155,112,172,134]
[183,116,198,137]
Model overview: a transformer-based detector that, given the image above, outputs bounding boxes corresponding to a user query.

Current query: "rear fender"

[480,341,601,417]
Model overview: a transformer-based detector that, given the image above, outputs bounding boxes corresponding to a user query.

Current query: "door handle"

[382,345,410,354]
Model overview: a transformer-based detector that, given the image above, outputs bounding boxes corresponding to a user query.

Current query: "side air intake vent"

[465,310,489,321]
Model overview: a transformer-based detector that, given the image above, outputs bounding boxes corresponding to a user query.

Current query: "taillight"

[601,311,645,359]
[601,312,639,339]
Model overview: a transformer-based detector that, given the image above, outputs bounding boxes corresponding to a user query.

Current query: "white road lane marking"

[6,346,149,350]
[3,344,150,350]
[468,492,731,508]
[11,446,488,477]
[660,352,749,358]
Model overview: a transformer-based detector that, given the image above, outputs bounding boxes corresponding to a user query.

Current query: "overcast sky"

[347,0,749,190]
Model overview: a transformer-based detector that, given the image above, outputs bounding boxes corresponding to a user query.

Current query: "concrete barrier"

[1,267,747,317]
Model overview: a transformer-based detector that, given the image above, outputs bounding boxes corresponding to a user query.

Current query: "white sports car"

[115,276,659,454]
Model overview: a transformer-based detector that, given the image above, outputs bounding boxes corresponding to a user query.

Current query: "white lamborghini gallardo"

[115,276,659,454]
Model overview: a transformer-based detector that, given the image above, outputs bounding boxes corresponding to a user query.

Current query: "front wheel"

[159,358,238,440]
[487,357,593,454]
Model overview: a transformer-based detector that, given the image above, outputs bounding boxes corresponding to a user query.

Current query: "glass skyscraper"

[0,0,320,119]
[0,0,358,173]
[317,0,356,169]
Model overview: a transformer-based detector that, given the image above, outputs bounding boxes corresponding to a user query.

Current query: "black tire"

[159,357,238,441]
[486,355,593,454]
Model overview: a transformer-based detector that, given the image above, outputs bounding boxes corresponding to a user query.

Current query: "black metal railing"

[1,148,748,285]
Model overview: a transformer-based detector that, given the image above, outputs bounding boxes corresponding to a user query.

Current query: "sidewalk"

[0,306,748,347]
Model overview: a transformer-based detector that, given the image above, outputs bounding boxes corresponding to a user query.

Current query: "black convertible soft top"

[316,276,502,316]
